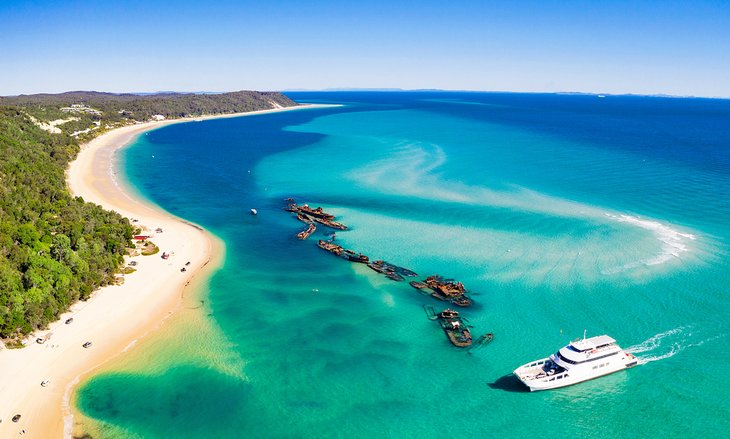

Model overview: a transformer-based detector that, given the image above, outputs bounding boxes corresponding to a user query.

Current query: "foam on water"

[340,139,709,280]
[626,326,725,365]
[605,213,696,266]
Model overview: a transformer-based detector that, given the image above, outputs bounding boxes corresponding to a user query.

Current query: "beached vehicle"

[367,261,404,281]
[385,272,404,281]
[310,216,348,230]
[12,414,21,422]
[65,318,73,324]
[129,260,137,266]
[317,240,343,256]
[423,275,473,307]
[513,334,638,391]
[296,213,313,223]
[368,262,389,274]
[341,249,369,263]
[41,380,50,387]
[297,223,317,240]
[373,260,418,277]
[286,203,336,220]
[435,308,472,347]
[161,252,169,260]
[410,280,430,290]
[82,341,92,348]
[298,204,335,220]
[451,296,473,307]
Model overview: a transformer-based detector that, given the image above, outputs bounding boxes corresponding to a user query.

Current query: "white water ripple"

[349,141,706,276]
[626,326,724,365]
[604,214,696,267]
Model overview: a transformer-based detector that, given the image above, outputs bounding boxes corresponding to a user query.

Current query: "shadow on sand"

[487,374,529,393]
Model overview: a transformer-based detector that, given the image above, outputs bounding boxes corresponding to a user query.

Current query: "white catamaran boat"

[513,334,638,391]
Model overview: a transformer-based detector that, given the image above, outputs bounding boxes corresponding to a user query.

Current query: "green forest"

[0,91,296,342]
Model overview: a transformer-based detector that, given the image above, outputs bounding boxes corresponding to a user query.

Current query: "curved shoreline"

[0,105,317,438]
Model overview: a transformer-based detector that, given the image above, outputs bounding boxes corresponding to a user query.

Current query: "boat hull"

[514,353,638,391]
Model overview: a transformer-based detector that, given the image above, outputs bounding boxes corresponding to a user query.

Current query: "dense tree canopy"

[0,108,132,338]
[0,90,297,340]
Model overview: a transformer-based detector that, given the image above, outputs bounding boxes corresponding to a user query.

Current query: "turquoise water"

[78,92,730,438]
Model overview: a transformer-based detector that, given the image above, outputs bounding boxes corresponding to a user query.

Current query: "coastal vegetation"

[0,90,297,142]
[0,90,297,341]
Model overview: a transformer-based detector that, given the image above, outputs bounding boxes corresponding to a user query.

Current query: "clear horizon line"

[2,88,729,101]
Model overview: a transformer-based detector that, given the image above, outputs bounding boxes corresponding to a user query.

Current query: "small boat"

[82,341,92,348]
[513,333,638,391]
[435,308,472,348]
[297,223,317,240]
[250,208,258,215]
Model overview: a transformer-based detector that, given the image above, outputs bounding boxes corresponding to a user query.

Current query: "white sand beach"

[0,105,315,438]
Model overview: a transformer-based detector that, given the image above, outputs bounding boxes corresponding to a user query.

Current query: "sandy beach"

[0,105,316,438]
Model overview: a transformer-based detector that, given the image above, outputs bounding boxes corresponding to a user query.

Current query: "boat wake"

[626,326,722,365]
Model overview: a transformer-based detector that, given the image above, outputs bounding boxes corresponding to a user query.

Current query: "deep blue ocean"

[77,92,730,438]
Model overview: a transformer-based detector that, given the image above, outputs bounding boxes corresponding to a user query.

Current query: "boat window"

[557,351,618,365]
[567,345,583,353]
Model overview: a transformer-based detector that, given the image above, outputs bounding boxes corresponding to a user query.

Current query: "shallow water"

[77,92,730,438]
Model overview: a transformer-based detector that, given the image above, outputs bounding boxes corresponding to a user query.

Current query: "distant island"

[0,90,297,344]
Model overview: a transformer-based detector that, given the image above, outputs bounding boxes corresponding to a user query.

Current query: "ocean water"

[77,92,730,438]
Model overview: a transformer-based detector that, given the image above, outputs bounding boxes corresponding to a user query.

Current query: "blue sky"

[1,0,729,97]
